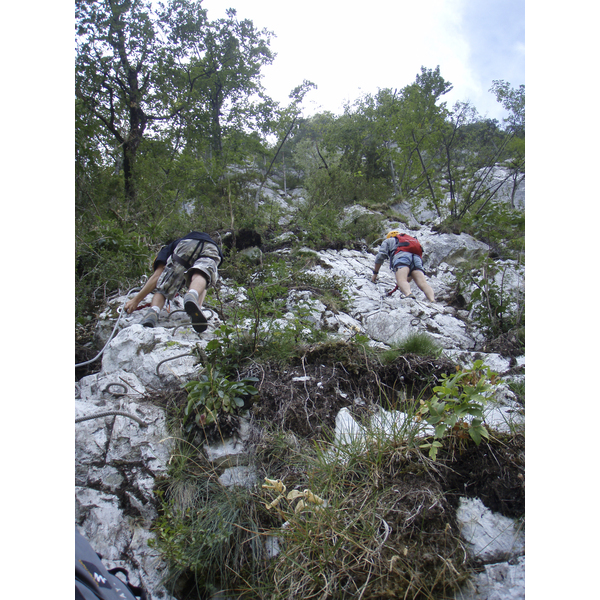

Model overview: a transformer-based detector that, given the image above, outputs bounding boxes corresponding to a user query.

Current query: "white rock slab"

[456,497,524,562]
[456,556,525,600]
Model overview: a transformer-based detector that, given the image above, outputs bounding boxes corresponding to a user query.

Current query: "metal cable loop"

[156,352,197,376]
[103,382,128,396]
[75,410,147,427]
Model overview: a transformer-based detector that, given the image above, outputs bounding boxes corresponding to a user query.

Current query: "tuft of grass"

[380,332,443,363]
[254,413,468,600]
[508,379,525,405]
[152,409,472,600]
[150,435,266,599]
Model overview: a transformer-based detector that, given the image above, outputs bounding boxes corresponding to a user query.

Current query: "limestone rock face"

[391,165,525,225]
[455,499,525,600]
[76,222,525,600]
[76,364,177,599]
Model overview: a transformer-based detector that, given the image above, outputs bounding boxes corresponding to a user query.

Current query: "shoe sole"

[184,299,208,333]
[141,315,157,328]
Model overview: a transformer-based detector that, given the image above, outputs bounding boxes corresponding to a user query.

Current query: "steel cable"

[75,410,147,427]
[155,352,196,376]
[75,286,141,368]
[76,288,216,370]
[103,382,128,396]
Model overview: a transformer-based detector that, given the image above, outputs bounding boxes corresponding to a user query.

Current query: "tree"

[254,80,316,204]
[439,104,516,219]
[179,8,275,167]
[490,80,525,137]
[489,81,525,209]
[76,0,197,204]
[383,66,453,215]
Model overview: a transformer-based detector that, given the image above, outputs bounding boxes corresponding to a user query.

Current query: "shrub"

[417,360,499,459]
[466,256,525,338]
[183,367,258,430]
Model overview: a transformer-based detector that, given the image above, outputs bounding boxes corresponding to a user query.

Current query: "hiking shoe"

[141,310,158,328]
[184,292,208,333]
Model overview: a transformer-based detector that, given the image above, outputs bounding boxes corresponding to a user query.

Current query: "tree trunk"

[122,142,137,204]
[412,132,439,217]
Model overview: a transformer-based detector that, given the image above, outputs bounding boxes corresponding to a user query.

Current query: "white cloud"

[185,0,524,121]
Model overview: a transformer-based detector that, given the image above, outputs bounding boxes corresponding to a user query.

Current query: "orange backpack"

[393,233,423,257]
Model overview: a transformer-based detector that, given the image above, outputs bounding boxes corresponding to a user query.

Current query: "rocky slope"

[76,224,525,599]
[76,170,525,599]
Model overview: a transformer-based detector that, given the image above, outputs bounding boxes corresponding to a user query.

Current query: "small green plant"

[150,471,264,596]
[381,332,442,363]
[417,360,498,459]
[182,367,258,430]
[204,323,251,372]
[463,256,525,338]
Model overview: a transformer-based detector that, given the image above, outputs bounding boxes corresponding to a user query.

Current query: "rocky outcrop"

[76,226,525,599]
[391,165,525,225]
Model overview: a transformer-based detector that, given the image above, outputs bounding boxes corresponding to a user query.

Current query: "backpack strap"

[172,239,204,271]
[393,234,405,255]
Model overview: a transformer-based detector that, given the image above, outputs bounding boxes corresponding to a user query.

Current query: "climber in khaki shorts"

[125,232,223,333]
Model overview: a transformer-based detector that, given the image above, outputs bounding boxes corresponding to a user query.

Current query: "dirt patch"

[148,348,525,599]
[437,433,525,518]
[239,344,457,438]
[247,361,364,439]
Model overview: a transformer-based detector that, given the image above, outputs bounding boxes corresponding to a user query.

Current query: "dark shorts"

[155,239,220,300]
[392,251,425,275]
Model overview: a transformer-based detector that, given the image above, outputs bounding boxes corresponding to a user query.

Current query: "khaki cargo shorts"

[155,239,221,301]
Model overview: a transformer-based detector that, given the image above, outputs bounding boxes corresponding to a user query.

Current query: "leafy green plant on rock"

[204,323,251,373]
[417,360,498,459]
[459,255,525,339]
[182,367,258,430]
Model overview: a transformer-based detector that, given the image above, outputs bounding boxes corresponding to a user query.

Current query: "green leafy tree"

[341,68,454,211]
[490,80,525,136]
[177,8,275,169]
[75,0,199,204]
[394,66,453,216]
[485,81,525,211]
[441,103,516,219]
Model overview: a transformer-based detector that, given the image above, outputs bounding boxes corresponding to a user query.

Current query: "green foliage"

[417,360,498,459]
[204,323,254,373]
[182,367,258,429]
[490,80,525,136]
[292,202,384,250]
[209,255,350,368]
[75,221,153,319]
[380,332,442,363]
[463,255,525,338]
[150,468,264,595]
[508,378,525,406]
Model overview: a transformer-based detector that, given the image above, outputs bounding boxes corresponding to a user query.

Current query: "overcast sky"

[200,0,525,122]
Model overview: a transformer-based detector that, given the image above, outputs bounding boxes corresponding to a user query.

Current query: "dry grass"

[246,431,471,600]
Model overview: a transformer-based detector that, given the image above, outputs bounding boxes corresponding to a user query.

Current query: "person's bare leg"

[394,266,412,296]
[189,272,208,306]
[411,270,435,302]
[150,292,166,310]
